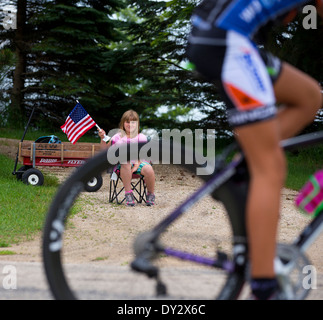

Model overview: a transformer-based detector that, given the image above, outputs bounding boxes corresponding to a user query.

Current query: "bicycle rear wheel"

[42,140,248,299]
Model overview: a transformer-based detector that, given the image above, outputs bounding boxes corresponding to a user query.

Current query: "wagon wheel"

[16,165,32,181]
[22,168,44,186]
[84,174,103,192]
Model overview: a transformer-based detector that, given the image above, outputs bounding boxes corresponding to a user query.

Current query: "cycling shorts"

[186,27,282,128]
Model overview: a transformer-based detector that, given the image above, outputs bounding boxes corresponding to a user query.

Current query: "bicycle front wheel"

[43,140,247,299]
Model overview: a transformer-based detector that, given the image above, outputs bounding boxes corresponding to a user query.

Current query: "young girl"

[99,110,155,206]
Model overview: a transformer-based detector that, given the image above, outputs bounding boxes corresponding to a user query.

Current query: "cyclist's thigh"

[234,119,284,175]
[221,31,277,128]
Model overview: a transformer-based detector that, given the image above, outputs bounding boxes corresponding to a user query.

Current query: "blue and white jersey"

[192,0,314,38]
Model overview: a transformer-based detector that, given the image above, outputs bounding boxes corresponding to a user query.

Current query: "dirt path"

[1,137,323,273]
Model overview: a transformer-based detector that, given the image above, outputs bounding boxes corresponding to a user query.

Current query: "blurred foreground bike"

[43,131,323,299]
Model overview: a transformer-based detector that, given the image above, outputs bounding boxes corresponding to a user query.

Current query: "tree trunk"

[9,0,27,128]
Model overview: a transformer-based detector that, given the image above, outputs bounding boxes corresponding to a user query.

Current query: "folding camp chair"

[108,166,148,204]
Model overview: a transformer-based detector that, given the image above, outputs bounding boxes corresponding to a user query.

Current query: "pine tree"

[2,0,320,136]
[0,48,15,125]
[28,0,131,130]
[1,0,137,131]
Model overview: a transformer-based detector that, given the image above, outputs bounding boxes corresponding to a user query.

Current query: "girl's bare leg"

[140,165,155,194]
[120,163,132,192]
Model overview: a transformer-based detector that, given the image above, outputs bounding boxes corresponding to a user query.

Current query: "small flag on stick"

[61,102,96,144]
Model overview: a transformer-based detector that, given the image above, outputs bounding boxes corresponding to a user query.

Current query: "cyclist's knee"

[276,64,322,120]
[311,82,322,114]
[251,146,286,186]
[271,148,286,184]
[301,79,322,118]
[267,149,286,187]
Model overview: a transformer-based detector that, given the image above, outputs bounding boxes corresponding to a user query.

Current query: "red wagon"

[14,141,103,192]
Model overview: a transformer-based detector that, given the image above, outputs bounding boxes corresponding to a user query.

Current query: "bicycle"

[42,131,323,300]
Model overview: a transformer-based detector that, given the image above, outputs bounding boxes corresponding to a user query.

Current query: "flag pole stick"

[95,124,110,142]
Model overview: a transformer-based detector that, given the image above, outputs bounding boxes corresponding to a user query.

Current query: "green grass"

[0,153,60,247]
[286,146,323,190]
[0,250,16,255]
[0,126,94,249]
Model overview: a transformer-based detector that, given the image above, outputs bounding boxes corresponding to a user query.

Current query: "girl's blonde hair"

[119,109,140,137]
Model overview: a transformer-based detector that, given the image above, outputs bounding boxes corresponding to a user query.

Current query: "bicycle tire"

[216,273,246,300]
[42,140,246,300]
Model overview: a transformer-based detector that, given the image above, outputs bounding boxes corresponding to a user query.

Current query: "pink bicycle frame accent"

[296,170,323,217]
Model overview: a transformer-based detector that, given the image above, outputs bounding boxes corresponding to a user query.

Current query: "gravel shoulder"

[1,137,323,295]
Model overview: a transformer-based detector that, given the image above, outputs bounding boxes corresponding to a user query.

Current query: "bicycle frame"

[131,131,323,284]
[294,207,323,252]
[155,154,244,271]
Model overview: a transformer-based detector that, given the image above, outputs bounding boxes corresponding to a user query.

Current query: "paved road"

[0,261,52,299]
[0,260,229,300]
[1,260,323,300]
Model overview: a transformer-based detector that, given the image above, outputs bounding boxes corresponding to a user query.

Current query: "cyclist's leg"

[234,120,286,279]
[220,32,287,298]
[274,62,322,139]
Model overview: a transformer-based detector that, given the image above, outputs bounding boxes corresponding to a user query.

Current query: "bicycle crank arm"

[131,231,163,276]
[131,256,159,276]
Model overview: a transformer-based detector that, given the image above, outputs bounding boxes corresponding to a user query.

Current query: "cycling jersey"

[186,0,321,127]
[192,0,318,39]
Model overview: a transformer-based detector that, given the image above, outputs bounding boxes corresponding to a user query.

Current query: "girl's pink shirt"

[111,132,147,146]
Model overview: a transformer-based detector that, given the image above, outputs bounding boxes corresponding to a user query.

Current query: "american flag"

[61,103,96,144]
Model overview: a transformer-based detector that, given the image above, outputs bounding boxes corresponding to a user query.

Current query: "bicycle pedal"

[131,257,159,278]
[156,280,167,296]
[217,251,228,262]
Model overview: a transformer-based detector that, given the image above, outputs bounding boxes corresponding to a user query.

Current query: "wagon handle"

[12,107,35,175]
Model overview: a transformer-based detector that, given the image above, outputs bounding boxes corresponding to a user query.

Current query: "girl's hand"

[131,163,140,173]
[98,129,106,140]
